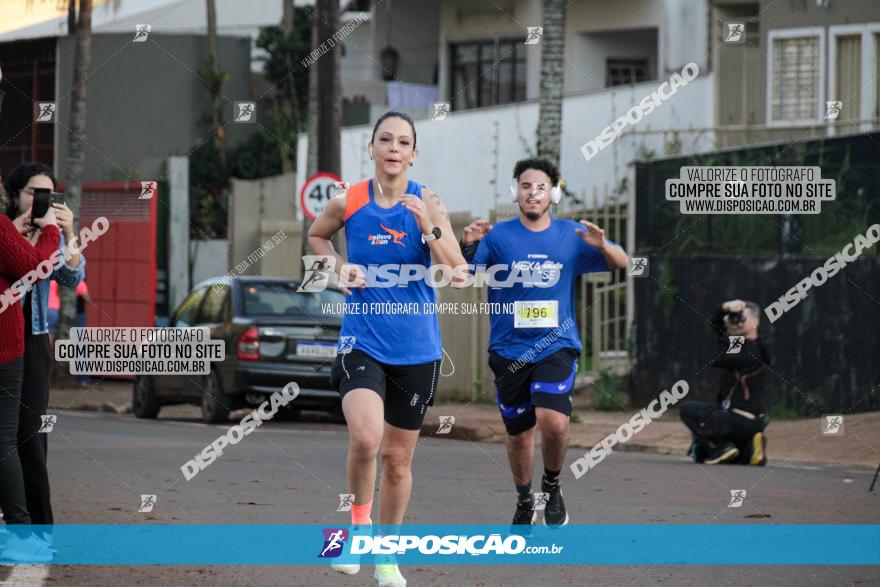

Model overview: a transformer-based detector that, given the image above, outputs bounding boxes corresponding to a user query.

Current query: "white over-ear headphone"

[510,178,563,204]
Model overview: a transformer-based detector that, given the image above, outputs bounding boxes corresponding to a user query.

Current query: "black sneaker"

[511,498,535,535]
[541,483,569,527]
[704,442,739,465]
[512,498,535,524]
[687,440,705,464]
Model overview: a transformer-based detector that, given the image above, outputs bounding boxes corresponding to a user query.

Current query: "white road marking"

[775,464,823,471]
[0,565,49,586]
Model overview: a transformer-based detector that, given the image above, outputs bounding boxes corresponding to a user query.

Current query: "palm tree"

[314,0,341,176]
[536,0,567,166]
[53,0,93,384]
[206,0,226,162]
[278,0,297,174]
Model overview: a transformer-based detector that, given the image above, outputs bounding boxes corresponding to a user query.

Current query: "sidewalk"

[423,401,879,469]
[49,381,879,469]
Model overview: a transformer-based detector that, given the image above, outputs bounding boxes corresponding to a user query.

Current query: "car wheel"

[132,376,160,419]
[201,370,231,424]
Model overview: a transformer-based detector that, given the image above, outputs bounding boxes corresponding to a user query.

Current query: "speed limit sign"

[300,172,344,221]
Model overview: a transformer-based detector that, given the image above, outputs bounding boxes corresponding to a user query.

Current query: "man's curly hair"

[512,158,560,186]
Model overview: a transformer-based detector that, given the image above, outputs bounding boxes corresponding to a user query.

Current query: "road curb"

[53,401,131,414]
[420,421,684,457]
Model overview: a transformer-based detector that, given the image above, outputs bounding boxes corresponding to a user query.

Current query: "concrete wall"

[190,239,229,284]
[568,28,659,93]
[228,173,301,279]
[54,33,255,182]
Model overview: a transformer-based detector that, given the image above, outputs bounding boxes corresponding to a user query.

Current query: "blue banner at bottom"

[1,524,877,565]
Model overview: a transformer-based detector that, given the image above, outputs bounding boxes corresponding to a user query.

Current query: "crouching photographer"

[679,299,771,465]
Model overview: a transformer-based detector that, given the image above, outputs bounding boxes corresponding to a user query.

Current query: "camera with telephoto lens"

[726,311,744,325]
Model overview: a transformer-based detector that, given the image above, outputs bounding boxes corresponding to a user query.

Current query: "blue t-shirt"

[473,216,612,362]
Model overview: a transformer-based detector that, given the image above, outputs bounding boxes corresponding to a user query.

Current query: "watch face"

[432,226,441,239]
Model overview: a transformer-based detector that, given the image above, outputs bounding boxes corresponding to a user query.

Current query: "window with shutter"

[771,36,820,121]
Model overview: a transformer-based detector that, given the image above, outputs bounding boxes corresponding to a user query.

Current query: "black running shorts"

[487,348,579,435]
[330,349,440,431]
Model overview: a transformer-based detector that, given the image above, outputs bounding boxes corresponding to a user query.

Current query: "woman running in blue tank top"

[308,112,465,587]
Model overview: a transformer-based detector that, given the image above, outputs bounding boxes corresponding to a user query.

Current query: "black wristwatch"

[459,238,478,262]
[422,225,441,242]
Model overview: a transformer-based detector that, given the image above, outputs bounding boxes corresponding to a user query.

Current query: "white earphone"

[510,178,563,204]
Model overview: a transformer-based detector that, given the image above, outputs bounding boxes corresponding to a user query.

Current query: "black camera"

[726,311,744,325]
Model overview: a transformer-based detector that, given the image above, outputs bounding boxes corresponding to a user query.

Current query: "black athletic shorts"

[330,349,440,431]
[488,347,578,436]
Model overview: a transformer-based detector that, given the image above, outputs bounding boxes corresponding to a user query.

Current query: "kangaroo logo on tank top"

[368,223,407,247]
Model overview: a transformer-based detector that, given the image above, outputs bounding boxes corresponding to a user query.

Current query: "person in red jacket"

[0,201,59,562]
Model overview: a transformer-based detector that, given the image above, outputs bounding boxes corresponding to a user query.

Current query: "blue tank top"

[339,178,442,365]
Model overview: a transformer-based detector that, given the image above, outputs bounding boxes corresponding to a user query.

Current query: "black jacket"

[710,305,771,414]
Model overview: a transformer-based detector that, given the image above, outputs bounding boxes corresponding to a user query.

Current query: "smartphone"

[31,188,51,222]
[50,192,65,206]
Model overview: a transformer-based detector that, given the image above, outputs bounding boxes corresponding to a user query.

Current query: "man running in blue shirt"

[460,158,628,527]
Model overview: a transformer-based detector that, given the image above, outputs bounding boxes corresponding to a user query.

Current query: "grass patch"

[593,370,625,411]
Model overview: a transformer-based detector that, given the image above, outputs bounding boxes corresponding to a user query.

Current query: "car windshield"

[241,282,345,318]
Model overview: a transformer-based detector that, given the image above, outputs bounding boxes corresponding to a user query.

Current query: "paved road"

[1,410,878,586]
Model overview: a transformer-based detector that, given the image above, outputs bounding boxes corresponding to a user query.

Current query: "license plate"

[296,342,337,359]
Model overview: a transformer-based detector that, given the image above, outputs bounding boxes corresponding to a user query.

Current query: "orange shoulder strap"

[343,180,371,222]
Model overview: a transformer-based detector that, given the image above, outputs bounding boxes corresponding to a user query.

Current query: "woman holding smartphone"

[308,112,465,587]
[3,163,86,549]
[0,175,60,562]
